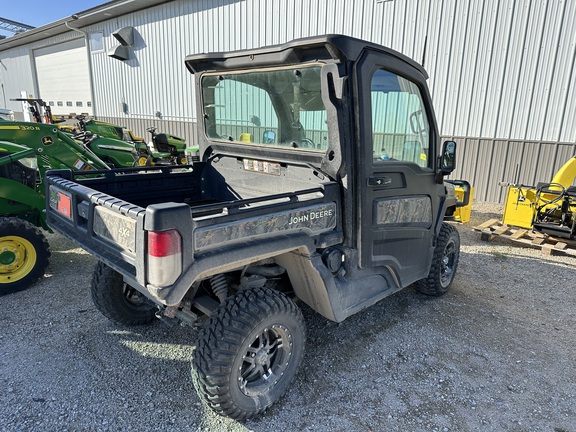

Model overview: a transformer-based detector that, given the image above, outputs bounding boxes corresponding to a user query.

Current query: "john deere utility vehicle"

[46,35,470,419]
[502,156,576,239]
[0,122,109,294]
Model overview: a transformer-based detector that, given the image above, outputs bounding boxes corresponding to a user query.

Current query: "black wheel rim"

[440,239,457,287]
[238,324,293,397]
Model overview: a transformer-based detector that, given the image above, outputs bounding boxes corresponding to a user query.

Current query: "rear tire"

[192,287,306,420]
[91,261,156,325]
[414,222,460,296]
[0,217,50,296]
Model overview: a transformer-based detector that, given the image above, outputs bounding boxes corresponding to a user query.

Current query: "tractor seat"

[154,133,177,154]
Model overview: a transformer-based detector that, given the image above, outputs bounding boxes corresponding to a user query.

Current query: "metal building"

[1,0,575,202]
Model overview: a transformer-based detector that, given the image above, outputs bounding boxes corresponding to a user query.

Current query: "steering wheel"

[300,138,315,149]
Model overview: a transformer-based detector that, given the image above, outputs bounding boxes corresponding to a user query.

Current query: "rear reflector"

[147,230,182,287]
[148,230,182,257]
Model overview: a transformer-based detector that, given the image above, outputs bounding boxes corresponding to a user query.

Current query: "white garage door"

[34,38,92,116]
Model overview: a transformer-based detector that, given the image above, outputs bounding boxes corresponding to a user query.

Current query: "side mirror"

[440,140,456,174]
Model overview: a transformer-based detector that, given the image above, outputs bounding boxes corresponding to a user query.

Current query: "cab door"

[356,50,446,287]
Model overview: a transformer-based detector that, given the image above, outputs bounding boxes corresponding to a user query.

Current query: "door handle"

[368,176,392,186]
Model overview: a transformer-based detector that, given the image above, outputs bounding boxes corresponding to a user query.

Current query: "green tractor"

[0,122,109,295]
[10,99,143,168]
[72,128,142,168]
[75,116,187,166]
[71,116,145,168]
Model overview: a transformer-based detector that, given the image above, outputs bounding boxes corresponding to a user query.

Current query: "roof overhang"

[0,0,174,52]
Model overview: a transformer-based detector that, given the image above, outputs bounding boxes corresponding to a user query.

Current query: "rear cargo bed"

[46,164,340,305]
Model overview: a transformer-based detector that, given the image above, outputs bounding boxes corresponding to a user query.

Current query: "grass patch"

[489,250,508,260]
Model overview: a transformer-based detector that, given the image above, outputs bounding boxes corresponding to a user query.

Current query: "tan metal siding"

[448,136,576,203]
[98,115,197,147]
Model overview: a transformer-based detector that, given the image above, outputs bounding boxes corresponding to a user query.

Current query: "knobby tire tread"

[192,287,305,420]
[91,261,156,326]
[414,222,460,296]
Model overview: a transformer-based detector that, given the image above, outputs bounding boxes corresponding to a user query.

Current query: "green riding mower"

[75,116,186,166]
[72,129,143,168]
[147,126,187,165]
[0,122,109,295]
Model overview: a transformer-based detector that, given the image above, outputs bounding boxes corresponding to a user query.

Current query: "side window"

[371,69,430,167]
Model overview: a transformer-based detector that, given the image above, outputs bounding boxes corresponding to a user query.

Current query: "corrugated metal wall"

[3,0,576,202]
[0,32,87,113]
[98,115,196,144]
[449,137,576,202]
[0,46,35,114]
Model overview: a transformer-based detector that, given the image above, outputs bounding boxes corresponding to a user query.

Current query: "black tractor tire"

[192,287,306,420]
[91,261,156,326]
[0,217,50,296]
[414,222,460,296]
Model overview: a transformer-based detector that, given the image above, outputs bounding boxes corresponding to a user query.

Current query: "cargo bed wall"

[203,155,327,203]
[77,165,209,208]
[74,157,327,211]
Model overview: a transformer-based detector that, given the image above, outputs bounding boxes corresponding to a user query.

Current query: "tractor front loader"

[0,122,109,295]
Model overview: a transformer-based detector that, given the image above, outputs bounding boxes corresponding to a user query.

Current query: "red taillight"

[147,230,182,287]
[148,230,181,257]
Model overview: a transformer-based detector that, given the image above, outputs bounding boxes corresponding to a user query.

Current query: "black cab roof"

[185,34,427,79]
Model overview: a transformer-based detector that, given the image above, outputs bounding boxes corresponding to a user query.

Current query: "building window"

[66,101,73,107]
[48,101,54,106]
[87,101,92,107]
[57,101,63,106]
[89,31,104,53]
[76,101,83,107]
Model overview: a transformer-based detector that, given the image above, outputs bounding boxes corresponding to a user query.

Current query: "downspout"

[65,16,97,118]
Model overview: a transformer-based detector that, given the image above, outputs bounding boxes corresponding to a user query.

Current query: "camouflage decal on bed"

[194,203,337,250]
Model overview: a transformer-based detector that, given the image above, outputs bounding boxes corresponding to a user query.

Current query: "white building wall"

[83,0,576,146]
[0,31,90,114]
[0,47,35,113]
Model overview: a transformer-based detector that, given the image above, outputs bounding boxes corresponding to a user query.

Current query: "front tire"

[414,222,460,296]
[91,261,156,325]
[0,218,50,296]
[192,287,306,420]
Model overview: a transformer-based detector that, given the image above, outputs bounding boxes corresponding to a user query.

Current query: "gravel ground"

[1,203,575,432]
